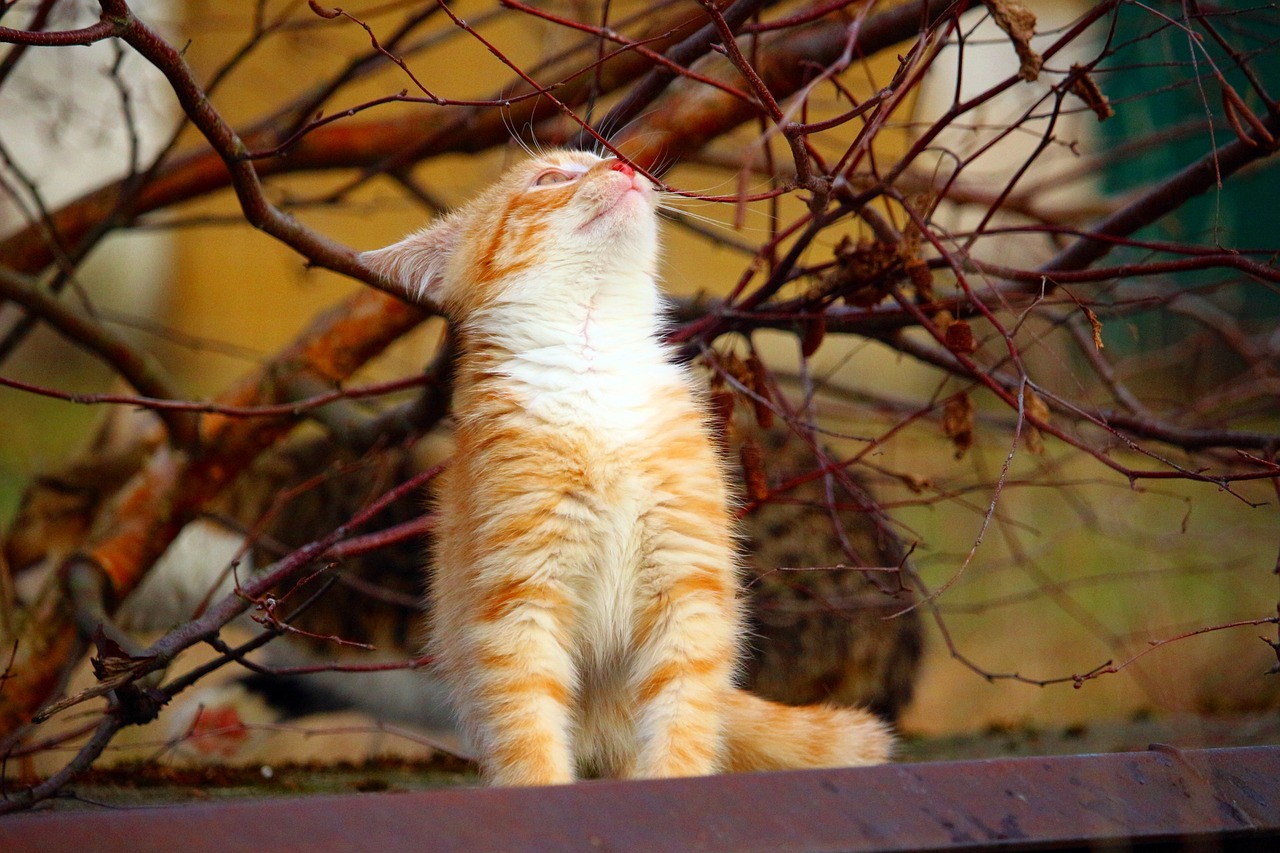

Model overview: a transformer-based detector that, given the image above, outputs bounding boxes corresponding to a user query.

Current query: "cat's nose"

[610,159,636,177]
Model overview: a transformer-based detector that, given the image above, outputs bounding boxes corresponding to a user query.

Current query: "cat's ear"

[360,215,461,307]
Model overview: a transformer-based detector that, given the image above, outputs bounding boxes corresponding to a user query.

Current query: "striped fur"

[363,150,891,785]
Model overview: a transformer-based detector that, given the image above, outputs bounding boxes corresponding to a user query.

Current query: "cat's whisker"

[656,198,780,239]
[593,105,660,154]
[500,110,545,162]
[678,168,785,200]
[657,211,763,256]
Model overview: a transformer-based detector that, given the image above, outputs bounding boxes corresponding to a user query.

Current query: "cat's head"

[361,150,659,317]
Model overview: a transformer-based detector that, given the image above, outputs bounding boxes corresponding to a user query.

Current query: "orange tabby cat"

[362,149,891,785]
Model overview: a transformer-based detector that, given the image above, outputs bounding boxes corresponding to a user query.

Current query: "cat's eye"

[532,169,576,187]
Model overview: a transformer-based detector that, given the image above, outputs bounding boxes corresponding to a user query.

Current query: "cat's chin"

[578,182,651,234]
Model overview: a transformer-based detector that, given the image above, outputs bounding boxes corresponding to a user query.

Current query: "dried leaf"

[718,352,752,388]
[90,626,159,683]
[904,256,934,303]
[945,319,977,355]
[1069,64,1113,122]
[800,314,826,359]
[1083,304,1104,350]
[744,353,776,428]
[34,629,162,723]
[984,0,1042,82]
[710,390,736,439]
[1025,386,1050,424]
[739,438,770,502]
[823,237,902,307]
[1024,387,1050,454]
[943,393,975,459]
[743,352,769,392]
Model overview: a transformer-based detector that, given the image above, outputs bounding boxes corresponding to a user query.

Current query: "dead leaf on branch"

[799,314,826,359]
[944,319,977,356]
[984,0,1042,82]
[934,310,976,356]
[821,236,903,307]
[943,392,975,459]
[903,256,935,304]
[34,627,164,723]
[708,352,776,430]
[1069,63,1114,122]
[744,353,776,428]
[1024,386,1050,455]
[739,438,770,503]
[1083,304,1104,350]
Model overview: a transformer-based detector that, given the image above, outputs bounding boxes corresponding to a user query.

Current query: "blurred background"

[1,0,1278,772]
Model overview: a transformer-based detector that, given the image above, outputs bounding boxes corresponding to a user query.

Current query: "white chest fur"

[469,271,688,439]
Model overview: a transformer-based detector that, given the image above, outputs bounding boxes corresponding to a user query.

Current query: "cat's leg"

[626,523,739,779]
[445,569,579,786]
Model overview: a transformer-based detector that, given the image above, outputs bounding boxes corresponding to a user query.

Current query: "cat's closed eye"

[531,169,577,187]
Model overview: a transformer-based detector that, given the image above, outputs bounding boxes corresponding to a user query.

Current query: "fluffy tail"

[721,689,892,773]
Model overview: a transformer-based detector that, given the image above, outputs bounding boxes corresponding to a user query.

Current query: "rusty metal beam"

[3,744,1279,852]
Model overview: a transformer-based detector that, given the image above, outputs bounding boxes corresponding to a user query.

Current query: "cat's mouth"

[580,176,650,231]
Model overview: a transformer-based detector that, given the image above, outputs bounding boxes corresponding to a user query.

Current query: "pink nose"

[610,159,635,177]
